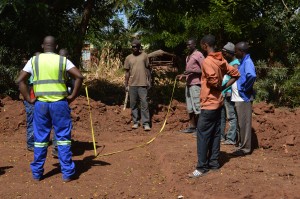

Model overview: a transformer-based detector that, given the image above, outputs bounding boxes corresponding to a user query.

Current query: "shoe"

[144,124,151,131]
[63,178,73,183]
[27,147,34,152]
[180,127,197,133]
[132,123,139,129]
[231,150,249,156]
[209,168,220,172]
[188,170,208,178]
[221,140,236,145]
[33,177,41,182]
[192,132,197,138]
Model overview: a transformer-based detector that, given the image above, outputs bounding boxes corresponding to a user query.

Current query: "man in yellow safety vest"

[16,36,84,182]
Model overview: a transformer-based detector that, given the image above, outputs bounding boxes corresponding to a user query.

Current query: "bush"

[0,46,23,98]
[254,60,300,107]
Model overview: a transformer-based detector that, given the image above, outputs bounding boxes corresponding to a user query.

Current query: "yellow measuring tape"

[85,79,177,158]
[85,85,98,157]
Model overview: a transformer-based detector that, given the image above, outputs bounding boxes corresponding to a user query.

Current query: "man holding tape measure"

[16,36,84,182]
[177,38,204,134]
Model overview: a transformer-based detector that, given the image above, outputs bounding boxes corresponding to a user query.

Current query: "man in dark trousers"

[231,42,256,156]
[124,39,151,131]
[188,35,240,178]
[16,36,84,182]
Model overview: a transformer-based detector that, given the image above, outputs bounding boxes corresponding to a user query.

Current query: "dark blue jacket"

[237,54,256,102]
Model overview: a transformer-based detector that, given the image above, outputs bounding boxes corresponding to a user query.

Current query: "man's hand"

[176,74,184,81]
[183,71,191,75]
[28,98,36,104]
[19,93,24,100]
[67,95,76,104]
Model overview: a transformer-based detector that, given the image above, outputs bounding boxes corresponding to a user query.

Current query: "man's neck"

[189,48,197,55]
[206,47,215,54]
[133,51,141,56]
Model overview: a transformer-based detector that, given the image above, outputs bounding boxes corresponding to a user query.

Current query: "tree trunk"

[73,0,94,68]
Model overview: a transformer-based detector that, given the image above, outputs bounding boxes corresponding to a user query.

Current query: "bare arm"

[125,69,130,87]
[15,70,34,103]
[66,67,84,103]
[222,77,238,91]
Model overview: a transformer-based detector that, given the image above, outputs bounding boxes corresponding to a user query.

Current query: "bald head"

[235,42,249,59]
[236,42,249,53]
[42,36,57,52]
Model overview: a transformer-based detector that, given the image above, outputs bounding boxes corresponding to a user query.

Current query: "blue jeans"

[129,86,150,126]
[220,96,237,143]
[24,100,34,149]
[196,108,221,172]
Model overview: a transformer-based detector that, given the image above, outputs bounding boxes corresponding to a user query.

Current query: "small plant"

[254,59,300,107]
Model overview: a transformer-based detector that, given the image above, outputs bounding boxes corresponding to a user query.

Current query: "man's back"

[201,52,239,110]
[32,53,68,102]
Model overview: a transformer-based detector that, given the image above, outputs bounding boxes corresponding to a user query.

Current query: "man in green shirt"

[124,39,151,131]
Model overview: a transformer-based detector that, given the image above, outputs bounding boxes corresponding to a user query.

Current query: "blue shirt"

[236,54,256,102]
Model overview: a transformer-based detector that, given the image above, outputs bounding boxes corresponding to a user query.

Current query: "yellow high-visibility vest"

[32,53,68,102]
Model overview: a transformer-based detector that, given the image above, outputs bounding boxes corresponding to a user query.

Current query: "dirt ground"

[0,95,299,199]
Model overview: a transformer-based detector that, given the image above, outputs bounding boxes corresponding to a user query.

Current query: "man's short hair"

[131,39,141,46]
[236,42,249,53]
[187,38,197,44]
[201,35,215,47]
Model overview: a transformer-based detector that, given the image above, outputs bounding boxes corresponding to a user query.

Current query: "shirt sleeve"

[22,58,33,75]
[66,59,75,71]
[226,62,240,78]
[202,59,219,88]
[124,56,130,70]
[145,54,149,69]
[196,52,205,68]
[241,60,256,92]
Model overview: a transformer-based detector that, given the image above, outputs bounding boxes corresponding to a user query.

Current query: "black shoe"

[231,150,249,156]
[27,147,34,152]
[180,127,196,133]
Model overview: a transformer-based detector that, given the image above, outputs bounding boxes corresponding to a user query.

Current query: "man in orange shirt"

[189,35,240,178]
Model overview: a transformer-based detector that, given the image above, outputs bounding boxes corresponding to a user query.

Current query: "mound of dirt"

[0,96,299,198]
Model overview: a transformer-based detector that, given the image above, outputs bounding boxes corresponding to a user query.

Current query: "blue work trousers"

[30,100,75,180]
[24,100,34,149]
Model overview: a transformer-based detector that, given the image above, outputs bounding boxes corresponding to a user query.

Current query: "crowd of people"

[175,35,256,177]
[16,34,256,182]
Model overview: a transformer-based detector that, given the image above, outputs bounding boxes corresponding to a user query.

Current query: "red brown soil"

[0,96,299,199]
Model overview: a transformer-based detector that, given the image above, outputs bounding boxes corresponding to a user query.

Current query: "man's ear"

[41,44,44,49]
[56,45,58,50]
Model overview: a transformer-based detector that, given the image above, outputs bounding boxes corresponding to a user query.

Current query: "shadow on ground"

[0,166,13,175]
[43,156,110,180]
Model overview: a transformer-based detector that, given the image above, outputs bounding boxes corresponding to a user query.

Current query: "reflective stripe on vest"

[32,53,68,101]
[34,142,49,147]
[57,140,71,146]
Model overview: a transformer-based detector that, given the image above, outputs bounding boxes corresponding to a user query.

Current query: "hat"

[222,42,235,54]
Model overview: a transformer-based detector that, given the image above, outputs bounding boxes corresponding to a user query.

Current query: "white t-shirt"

[23,55,75,75]
[231,82,244,102]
